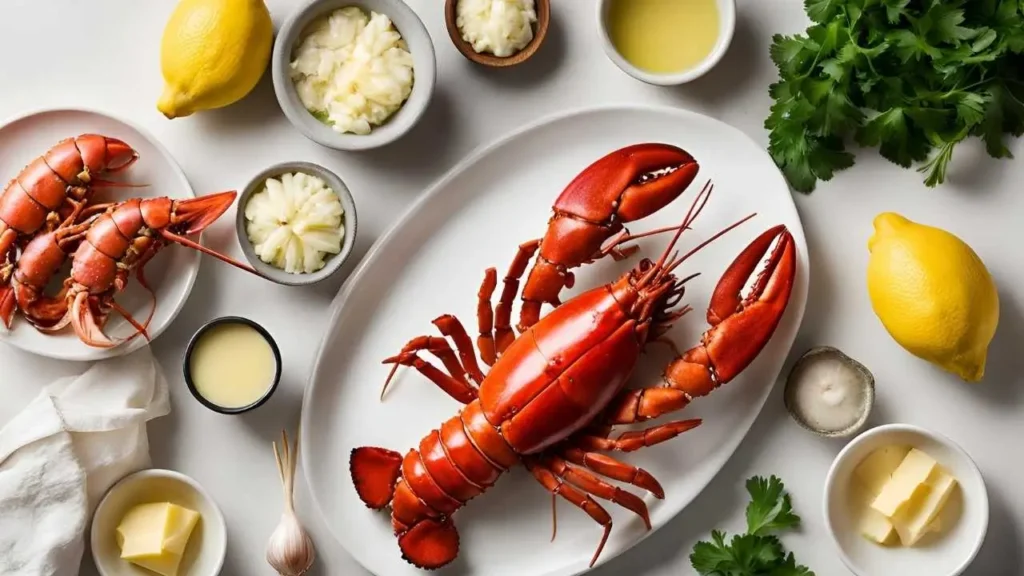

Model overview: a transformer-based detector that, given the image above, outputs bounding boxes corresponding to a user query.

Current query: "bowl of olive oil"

[597,0,735,85]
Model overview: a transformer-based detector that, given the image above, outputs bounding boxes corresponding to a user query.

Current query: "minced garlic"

[290,7,414,135]
[456,0,537,57]
[244,172,345,275]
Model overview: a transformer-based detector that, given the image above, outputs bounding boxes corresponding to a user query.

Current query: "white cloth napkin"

[0,347,170,576]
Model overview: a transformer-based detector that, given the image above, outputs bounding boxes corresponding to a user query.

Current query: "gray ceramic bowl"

[235,161,357,286]
[272,0,436,151]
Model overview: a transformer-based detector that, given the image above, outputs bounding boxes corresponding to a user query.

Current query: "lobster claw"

[702,225,796,383]
[553,143,699,223]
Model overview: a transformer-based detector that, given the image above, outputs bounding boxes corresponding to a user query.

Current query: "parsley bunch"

[766,0,1024,192]
[689,476,813,576]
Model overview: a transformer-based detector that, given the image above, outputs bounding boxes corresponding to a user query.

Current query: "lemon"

[867,213,999,382]
[157,0,273,119]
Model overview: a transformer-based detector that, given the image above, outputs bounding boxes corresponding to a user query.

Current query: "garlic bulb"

[267,429,316,576]
[244,172,345,275]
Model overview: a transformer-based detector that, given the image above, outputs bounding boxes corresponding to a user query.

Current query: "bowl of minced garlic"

[236,161,357,286]
[272,0,436,150]
[445,0,551,67]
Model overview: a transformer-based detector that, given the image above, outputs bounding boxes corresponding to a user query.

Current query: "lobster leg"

[561,446,664,499]
[525,458,612,568]
[381,351,478,405]
[381,312,488,402]
[543,455,651,530]
[575,419,702,453]
[493,240,540,353]
[433,314,485,383]
[477,268,498,365]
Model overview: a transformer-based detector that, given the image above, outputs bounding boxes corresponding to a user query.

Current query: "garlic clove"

[269,429,317,576]
[266,511,316,576]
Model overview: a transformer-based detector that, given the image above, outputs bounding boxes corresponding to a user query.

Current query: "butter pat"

[891,468,958,546]
[116,502,200,576]
[850,479,897,545]
[870,448,938,517]
[860,505,898,545]
[854,445,910,495]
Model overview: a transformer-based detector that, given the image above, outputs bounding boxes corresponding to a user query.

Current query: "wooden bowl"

[444,0,550,67]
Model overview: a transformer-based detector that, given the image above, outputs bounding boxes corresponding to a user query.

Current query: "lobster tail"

[351,403,514,570]
[351,445,464,570]
[350,446,402,509]
[399,518,460,570]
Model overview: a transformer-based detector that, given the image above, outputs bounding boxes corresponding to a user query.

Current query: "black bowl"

[182,316,282,415]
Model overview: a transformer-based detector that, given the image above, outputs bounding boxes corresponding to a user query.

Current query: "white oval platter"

[300,104,810,576]
[0,108,199,362]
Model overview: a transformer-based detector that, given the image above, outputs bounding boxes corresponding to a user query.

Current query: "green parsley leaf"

[690,476,811,576]
[769,553,816,576]
[806,0,842,23]
[765,0,1024,191]
[746,476,801,536]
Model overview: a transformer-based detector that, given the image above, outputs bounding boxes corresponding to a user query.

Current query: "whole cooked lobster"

[0,134,139,328]
[350,143,797,570]
[12,191,259,348]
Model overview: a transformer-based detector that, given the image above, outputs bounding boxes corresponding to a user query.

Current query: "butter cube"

[129,553,185,576]
[859,506,898,545]
[116,503,175,559]
[115,502,201,576]
[870,448,937,518]
[891,467,958,546]
[855,445,911,495]
[162,504,200,556]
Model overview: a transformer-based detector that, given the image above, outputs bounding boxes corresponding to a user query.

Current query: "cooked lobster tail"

[351,400,517,570]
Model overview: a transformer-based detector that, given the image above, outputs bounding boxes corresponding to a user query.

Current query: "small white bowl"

[90,469,227,576]
[272,0,436,151]
[823,424,988,576]
[596,0,736,86]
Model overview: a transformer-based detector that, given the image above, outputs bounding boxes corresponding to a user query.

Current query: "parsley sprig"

[689,476,813,576]
[766,0,1024,192]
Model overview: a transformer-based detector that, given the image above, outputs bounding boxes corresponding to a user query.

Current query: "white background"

[0,1,1021,575]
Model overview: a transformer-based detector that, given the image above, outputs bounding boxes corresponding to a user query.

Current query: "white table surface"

[1,1,1021,575]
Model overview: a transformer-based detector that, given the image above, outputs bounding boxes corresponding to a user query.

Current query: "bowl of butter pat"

[91,469,226,576]
[272,0,436,150]
[823,423,988,576]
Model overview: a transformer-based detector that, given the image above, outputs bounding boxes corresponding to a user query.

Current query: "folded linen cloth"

[0,347,170,576]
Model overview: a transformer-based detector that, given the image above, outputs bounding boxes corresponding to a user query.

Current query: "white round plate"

[0,108,199,362]
[300,104,810,576]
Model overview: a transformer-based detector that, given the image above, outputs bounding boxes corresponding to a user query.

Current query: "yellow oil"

[607,0,721,74]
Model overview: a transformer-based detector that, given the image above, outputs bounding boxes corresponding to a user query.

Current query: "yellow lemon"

[867,213,999,382]
[157,0,273,119]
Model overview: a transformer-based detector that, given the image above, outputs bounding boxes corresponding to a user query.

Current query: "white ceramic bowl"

[823,424,988,576]
[272,0,437,151]
[235,161,358,286]
[91,469,227,576]
[596,0,736,86]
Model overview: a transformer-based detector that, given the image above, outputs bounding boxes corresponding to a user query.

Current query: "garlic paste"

[456,0,537,57]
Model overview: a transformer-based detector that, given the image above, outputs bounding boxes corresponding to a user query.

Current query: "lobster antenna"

[637,180,713,290]
[652,182,713,286]
[664,212,758,276]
